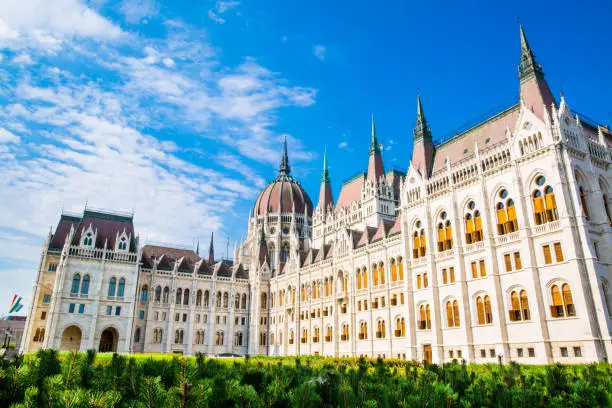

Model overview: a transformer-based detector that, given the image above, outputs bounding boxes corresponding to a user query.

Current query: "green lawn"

[3,350,612,407]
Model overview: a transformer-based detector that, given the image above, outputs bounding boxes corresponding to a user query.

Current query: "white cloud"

[208,1,240,24]
[338,141,348,149]
[0,127,20,143]
[12,53,33,65]
[0,0,123,50]
[119,0,159,24]
[313,44,326,61]
[281,36,288,42]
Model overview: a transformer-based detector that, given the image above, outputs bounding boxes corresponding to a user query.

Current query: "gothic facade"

[22,25,612,364]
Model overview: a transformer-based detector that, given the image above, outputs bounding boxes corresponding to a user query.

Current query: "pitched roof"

[371,220,394,243]
[215,261,233,277]
[235,264,249,279]
[336,173,364,209]
[71,209,136,252]
[388,215,402,236]
[386,170,405,200]
[141,245,200,270]
[49,214,81,250]
[431,105,519,175]
[356,226,377,247]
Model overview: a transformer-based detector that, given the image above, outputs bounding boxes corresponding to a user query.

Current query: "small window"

[48,263,57,272]
[480,349,486,358]
[528,348,535,357]
[573,346,582,357]
[69,303,75,313]
[106,306,112,315]
[463,148,468,154]
[560,347,568,357]
[78,304,84,314]
[489,349,495,358]
[41,311,47,320]
[485,137,490,144]
[183,313,187,322]
[43,294,51,303]
[175,313,180,322]
[517,348,523,357]
[115,306,121,316]
[139,310,145,320]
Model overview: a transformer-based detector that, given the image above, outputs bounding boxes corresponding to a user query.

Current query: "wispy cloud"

[208,0,240,24]
[119,0,159,24]
[313,44,326,61]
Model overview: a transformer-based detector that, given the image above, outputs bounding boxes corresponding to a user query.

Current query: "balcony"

[495,231,520,245]
[434,248,455,261]
[533,220,561,236]
[463,241,485,254]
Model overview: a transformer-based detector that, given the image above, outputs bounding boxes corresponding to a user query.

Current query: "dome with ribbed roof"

[253,138,313,217]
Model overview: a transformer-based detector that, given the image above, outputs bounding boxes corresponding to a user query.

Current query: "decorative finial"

[279,135,291,176]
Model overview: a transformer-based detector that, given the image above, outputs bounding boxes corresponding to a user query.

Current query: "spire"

[413,94,432,142]
[369,114,380,154]
[196,240,200,256]
[279,135,291,176]
[318,147,334,212]
[367,114,385,183]
[518,22,544,82]
[208,231,214,264]
[321,146,330,183]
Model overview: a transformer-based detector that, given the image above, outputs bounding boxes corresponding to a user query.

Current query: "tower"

[208,232,214,264]
[367,115,385,184]
[317,147,334,214]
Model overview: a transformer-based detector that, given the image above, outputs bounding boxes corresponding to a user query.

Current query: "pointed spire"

[414,94,432,142]
[321,146,330,183]
[279,135,291,176]
[518,22,544,82]
[369,114,380,154]
[367,114,385,183]
[196,240,200,256]
[208,231,214,264]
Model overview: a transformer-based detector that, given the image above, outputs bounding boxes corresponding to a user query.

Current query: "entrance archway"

[99,328,118,352]
[60,325,82,351]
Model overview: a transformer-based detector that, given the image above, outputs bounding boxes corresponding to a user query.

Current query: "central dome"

[253,138,313,217]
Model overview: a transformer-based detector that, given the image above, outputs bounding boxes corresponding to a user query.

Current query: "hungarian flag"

[9,294,23,313]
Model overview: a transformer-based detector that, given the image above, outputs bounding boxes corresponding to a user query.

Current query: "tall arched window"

[261,292,267,309]
[71,274,81,294]
[140,285,148,302]
[196,290,202,306]
[81,275,90,295]
[412,221,426,259]
[419,305,431,330]
[509,290,530,321]
[362,266,368,289]
[602,279,611,317]
[223,292,228,308]
[398,257,404,281]
[155,286,162,302]
[268,242,275,263]
[579,186,590,220]
[376,319,386,338]
[241,293,247,309]
[395,317,406,337]
[599,179,611,225]
[390,260,397,282]
[446,300,460,328]
[465,201,483,244]
[532,176,558,225]
[476,296,487,325]
[379,262,385,285]
[134,327,141,343]
[163,287,169,303]
[183,289,190,306]
[437,212,453,251]
[216,291,222,308]
[280,243,289,262]
[234,293,240,309]
[342,323,349,341]
[372,263,379,286]
[496,189,518,235]
[176,288,182,305]
[204,290,210,307]
[117,278,125,297]
[108,277,116,297]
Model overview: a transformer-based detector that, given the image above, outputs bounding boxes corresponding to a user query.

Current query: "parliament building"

[21,25,612,364]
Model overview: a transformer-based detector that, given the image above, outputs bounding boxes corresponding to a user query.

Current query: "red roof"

[254,175,313,216]
[141,245,200,270]
[336,174,364,209]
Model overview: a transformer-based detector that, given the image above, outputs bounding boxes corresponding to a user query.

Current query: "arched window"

[118,236,127,251]
[376,319,386,338]
[395,317,406,337]
[183,289,190,306]
[83,232,93,246]
[342,323,349,341]
[600,179,612,225]
[71,274,81,294]
[108,277,116,297]
[280,243,289,262]
[446,300,460,328]
[223,292,228,308]
[140,285,148,302]
[379,262,385,285]
[550,283,575,318]
[268,242,275,263]
[216,291,222,308]
[602,279,611,317]
[204,290,210,307]
[234,293,240,309]
[301,328,308,343]
[241,293,247,309]
[532,176,558,225]
[362,266,368,289]
[155,286,161,302]
[372,263,379,286]
[476,296,486,325]
[117,278,125,297]
[261,293,267,309]
[390,259,397,282]
[81,275,90,295]
[175,329,184,344]
[419,305,431,330]
[398,257,404,281]
[437,212,453,251]
[465,201,483,244]
[509,290,531,321]
[579,186,590,220]
[359,321,368,340]
[313,327,320,343]
[235,332,243,346]
[176,288,183,305]
[134,327,141,343]
[484,295,493,324]
[154,328,163,343]
[496,189,518,235]
[562,284,575,317]
[196,290,202,306]
[412,221,426,259]
[163,287,169,303]
[289,329,295,344]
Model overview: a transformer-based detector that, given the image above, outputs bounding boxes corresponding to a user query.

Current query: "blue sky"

[0,0,610,315]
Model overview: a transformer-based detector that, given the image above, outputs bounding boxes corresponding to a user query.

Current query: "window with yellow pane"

[550,283,575,318]
[542,242,564,265]
[446,300,460,328]
[412,220,426,258]
[532,176,558,225]
[508,289,530,321]
[437,211,453,252]
[496,189,518,235]
[465,201,483,244]
[470,260,487,278]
